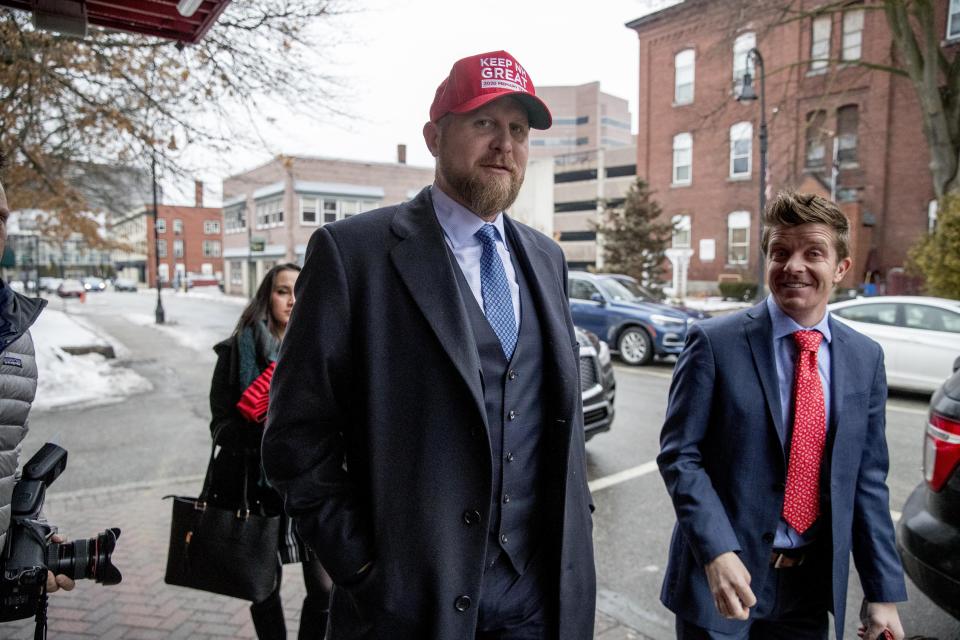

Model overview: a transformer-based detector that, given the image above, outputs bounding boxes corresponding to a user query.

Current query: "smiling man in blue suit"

[657,192,906,640]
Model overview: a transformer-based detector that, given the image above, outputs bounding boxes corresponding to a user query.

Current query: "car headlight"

[650,313,686,327]
[597,339,611,366]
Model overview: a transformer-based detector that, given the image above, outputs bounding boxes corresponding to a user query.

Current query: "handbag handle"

[198,428,252,517]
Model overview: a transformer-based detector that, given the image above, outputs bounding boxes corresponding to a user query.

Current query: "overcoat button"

[462,510,481,525]
[454,595,471,612]
[508,410,517,420]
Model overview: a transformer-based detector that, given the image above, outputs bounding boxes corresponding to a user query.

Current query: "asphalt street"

[23,291,960,639]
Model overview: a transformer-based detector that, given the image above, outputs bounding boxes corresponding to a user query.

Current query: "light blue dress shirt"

[431,185,521,326]
[766,295,833,549]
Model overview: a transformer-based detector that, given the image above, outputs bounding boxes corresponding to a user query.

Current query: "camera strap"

[33,590,47,640]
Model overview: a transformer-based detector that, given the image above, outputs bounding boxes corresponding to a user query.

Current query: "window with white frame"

[672,214,691,248]
[672,132,692,185]
[155,218,166,234]
[173,239,184,258]
[950,0,960,39]
[173,219,183,235]
[674,49,695,105]
[729,121,753,178]
[300,196,318,224]
[732,32,756,95]
[837,104,859,165]
[203,240,221,257]
[157,239,167,258]
[842,8,864,61]
[805,110,828,169]
[158,263,169,283]
[225,206,246,233]
[203,220,220,234]
[300,195,380,225]
[810,15,831,72]
[727,211,751,264]
[255,197,284,229]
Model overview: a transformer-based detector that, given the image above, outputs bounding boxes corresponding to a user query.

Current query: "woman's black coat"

[207,335,283,515]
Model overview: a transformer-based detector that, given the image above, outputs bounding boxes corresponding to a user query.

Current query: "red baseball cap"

[429,50,552,130]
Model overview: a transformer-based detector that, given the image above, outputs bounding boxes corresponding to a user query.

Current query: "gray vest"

[452,243,547,574]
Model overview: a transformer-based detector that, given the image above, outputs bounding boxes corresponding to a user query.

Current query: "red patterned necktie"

[782,329,826,534]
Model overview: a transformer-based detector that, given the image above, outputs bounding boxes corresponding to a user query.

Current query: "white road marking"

[613,366,674,379]
[886,403,927,416]
[589,460,659,492]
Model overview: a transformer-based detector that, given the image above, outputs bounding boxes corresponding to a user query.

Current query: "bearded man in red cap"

[263,51,597,639]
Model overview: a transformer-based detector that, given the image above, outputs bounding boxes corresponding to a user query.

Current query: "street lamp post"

[737,47,768,301]
[151,153,165,324]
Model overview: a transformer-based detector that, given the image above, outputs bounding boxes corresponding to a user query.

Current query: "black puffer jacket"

[207,335,283,515]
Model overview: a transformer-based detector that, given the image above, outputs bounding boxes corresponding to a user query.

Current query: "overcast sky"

[179,0,680,205]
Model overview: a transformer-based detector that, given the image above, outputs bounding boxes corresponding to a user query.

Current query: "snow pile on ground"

[123,312,222,357]
[30,309,152,410]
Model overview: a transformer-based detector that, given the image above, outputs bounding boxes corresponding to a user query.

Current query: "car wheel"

[617,327,653,366]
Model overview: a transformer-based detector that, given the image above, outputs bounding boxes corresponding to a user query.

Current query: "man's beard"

[438,156,524,217]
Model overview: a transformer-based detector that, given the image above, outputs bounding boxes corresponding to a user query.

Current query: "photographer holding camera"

[0,159,75,597]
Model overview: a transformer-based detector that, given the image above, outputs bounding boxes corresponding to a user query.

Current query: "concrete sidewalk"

[5,477,649,639]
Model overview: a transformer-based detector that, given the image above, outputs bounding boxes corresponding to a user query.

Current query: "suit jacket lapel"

[389,188,486,423]
[503,217,579,422]
[828,316,849,436]
[744,303,787,451]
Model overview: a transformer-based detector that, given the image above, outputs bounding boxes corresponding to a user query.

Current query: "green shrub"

[718,281,758,301]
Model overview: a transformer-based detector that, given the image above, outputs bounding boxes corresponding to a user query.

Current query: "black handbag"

[164,435,280,602]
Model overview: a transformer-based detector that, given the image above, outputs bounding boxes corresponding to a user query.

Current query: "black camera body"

[0,443,121,623]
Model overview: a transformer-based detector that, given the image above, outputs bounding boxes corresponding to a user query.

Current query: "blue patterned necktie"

[475,224,518,359]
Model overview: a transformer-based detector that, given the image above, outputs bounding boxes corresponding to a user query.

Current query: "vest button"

[500,534,509,544]
[454,595,472,612]
[505,452,515,462]
[508,370,517,380]
[508,410,517,421]
[502,494,510,504]
[463,510,481,525]
[762,532,775,544]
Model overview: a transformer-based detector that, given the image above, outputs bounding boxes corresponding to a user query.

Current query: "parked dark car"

[897,357,960,620]
[575,327,615,440]
[81,276,107,292]
[568,271,694,366]
[596,273,710,321]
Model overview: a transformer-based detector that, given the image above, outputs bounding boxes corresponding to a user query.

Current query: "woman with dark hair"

[208,263,331,639]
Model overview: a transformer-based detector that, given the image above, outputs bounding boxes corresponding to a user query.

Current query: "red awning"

[0,0,232,44]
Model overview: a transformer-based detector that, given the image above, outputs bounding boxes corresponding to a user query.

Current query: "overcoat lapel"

[389,189,486,425]
[744,303,786,453]
[503,217,579,424]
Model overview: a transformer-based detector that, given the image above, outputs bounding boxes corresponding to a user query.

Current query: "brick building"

[111,182,224,288]
[221,154,433,296]
[627,0,958,293]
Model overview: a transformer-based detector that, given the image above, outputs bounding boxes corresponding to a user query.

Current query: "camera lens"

[46,528,122,585]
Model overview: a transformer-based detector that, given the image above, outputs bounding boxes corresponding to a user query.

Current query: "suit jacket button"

[508,410,517,421]
[462,510,481,525]
[508,370,517,380]
[454,595,471,612]
[762,532,775,544]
